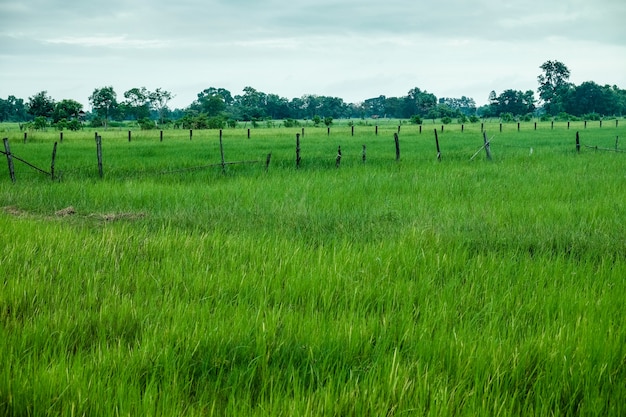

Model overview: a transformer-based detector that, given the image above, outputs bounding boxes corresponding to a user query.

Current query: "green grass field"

[1,119,625,415]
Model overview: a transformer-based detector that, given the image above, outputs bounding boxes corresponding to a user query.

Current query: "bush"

[441,116,452,125]
[283,118,300,128]
[138,118,156,130]
[500,113,514,123]
[410,115,422,125]
[469,115,480,123]
[583,112,601,121]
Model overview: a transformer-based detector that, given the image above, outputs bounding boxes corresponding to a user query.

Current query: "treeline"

[1,61,625,129]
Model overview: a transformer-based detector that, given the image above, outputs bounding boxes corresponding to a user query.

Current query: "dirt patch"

[2,206,27,216]
[55,206,76,217]
[90,212,146,222]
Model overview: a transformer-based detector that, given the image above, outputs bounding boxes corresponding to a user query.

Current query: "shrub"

[410,115,422,125]
[441,116,452,125]
[138,118,156,130]
[469,115,480,123]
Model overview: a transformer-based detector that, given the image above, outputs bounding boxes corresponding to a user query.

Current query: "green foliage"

[409,115,422,125]
[283,118,300,128]
[89,86,118,124]
[27,91,55,118]
[138,118,156,130]
[500,112,515,122]
[441,116,452,124]
[469,115,480,123]
[312,115,322,126]
[32,116,48,130]
[323,116,333,127]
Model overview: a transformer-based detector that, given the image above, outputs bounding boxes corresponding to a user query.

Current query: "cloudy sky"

[1,0,625,110]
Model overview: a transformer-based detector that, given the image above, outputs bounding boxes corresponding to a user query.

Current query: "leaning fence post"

[576,131,580,153]
[3,138,15,183]
[51,141,58,180]
[336,146,342,168]
[434,129,441,161]
[394,132,400,161]
[483,131,492,161]
[96,135,103,178]
[296,133,301,168]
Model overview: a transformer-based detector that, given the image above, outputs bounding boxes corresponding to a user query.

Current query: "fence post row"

[3,138,16,183]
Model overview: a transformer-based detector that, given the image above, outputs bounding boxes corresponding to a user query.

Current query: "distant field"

[1,119,625,416]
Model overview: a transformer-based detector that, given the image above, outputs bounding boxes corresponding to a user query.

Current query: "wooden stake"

[336,145,342,168]
[434,129,441,161]
[219,129,226,174]
[265,153,272,172]
[51,141,58,180]
[96,135,103,178]
[576,131,580,153]
[3,138,15,183]
[296,133,301,168]
[483,131,492,161]
[394,133,400,161]
[362,144,366,163]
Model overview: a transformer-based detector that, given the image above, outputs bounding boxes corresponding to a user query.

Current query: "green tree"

[27,91,55,119]
[52,99,83,123]
[538,60,571,116]
[0,95,28,122]
[89,86,118,128]
[149,88,174,125]
[123,87,150,120]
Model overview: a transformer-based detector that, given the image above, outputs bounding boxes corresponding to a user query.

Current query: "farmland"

[1,119,625,416]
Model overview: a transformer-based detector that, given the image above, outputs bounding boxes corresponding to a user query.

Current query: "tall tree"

[538,60,571,115]
[123,87,150,120]
[89,86,118,127]
[27,91,55,119]
[149,88,174,125]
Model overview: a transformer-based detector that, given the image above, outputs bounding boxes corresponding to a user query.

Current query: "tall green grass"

[1,120,625,415]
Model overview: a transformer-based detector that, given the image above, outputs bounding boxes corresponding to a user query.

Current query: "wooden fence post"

[600,119,602,128]
[398,125,401,134]
[296,133,301,168]
[190,129,193,140]
[461,124,464,133]
[336,146,342,168]
[351,125,354,136]
[434,129,441,161]
[60,132,63,143]
[160,130,163,142]
[517,122,520,132]
[265,153,272,172]
[576,131,580,153]
[51,141,58,180]
[500,123,502,132]
[362,144,366,163]
[419,125,422,134]
[394,133,400,161]
[375,125,378,135]
[327,127,330,136]
[247,128,251,139]
[301,127,305,138]
[567,121,570,130]
[23,132,27,143]
[96,135,103,178]
[551,121,554,130]
[128,130,131,142]
[3,138,15,183]
[483,131,492,161]
[584,121,587,129]
[219,129,226,174]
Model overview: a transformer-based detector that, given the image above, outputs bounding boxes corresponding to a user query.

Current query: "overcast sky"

[1,0,625,110]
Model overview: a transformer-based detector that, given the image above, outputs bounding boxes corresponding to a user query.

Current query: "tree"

[0,95,28,122]
[123,87,150,120]
[52,99,83,123]
[149,88,174,124]
[563,81,620,116]
[27,91,55,119]
[403,88,437,118]
[89,86,118,128]
[538,60,571,115]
